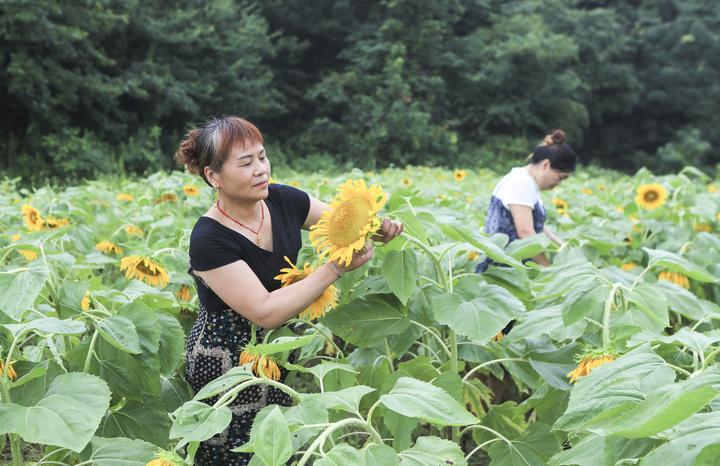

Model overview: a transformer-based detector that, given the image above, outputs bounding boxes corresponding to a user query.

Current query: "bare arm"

[303,196,329,229]
[509,204,549,266]
[543,225,566,247]
[194,246,374,329]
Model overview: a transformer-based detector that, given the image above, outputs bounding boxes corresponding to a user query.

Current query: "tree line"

[1,0,718,182]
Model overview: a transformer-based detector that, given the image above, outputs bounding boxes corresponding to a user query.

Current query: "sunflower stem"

[0,379,23,465]
[83,329,100,373]
[602,283,621,348]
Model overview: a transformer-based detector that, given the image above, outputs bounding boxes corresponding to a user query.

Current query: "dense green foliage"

[2,0,719,180]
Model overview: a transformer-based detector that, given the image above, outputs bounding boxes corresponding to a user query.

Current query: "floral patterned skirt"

[185,305,291,466]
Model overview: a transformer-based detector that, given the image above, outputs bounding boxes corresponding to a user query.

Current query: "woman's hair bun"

[175,128,201,174]
[547,129,566,145]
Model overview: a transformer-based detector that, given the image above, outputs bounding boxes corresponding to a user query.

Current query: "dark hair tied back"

[175,129,202,174]
[531,128,576,172]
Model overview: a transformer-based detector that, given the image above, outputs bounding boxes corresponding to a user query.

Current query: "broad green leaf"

[434,285,525,343]
[383,408,418,451]
[473,402,527,445]
[254,406,293,466]
[549,434,658,466]
[639,412,720,466]
[382,249,417,305]
[194,367,254,401]
[314,445,365,466]
[509,305,586,342]
[157,312,186,375]
[122,280,176,307]
[366,444,400,466]
[253,334,315,355]
[487,422,559,466]
[381,377,479,426]
[506,234,550,260]
[85,436,157,466]
[628,328,720,356]
[562,283,607,326]
[96,315,141,354]
[398,436,467,466]
[287,360,358,386]
[625,284,669,331]
[322,295,409,347]
[306,385,376,413]
[393,208,428,245]
[99,398,171,448]
[0,372,111,452]
[169,400,232,449]
[443,225,525,268]
[554,345,675,432]
[645,247,718,282]
[0,266,48,321]
[4,317,85,338]
[586,370,720,437]
[160,375,195,413]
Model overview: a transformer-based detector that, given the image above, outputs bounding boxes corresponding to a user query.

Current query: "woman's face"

[209,143,271,200]
[538,159,570,190]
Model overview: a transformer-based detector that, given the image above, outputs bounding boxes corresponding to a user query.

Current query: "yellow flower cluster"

[567,354,614,383]
[658,271,690,289]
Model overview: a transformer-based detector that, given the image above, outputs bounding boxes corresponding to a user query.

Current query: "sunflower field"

[1,165,720,465]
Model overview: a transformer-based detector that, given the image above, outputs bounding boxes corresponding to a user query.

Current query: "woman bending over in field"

[175,116,402,465]
[477,129,576,273]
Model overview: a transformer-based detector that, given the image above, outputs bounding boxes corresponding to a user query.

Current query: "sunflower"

[309,179,386,267]
[453,169,467,181]
[0,360,17,381]
[275,256,338,320]
[176,285,192,302]
[567,353,614,383]
[146,460,173,466]
[96,241,123,255]
[658,271,690,289]
[81,293,91,311]
[581,188,593,195]
[635,183,668,210]
[467,251,480,261]
[19,249,38,262]
[21,204,45,232]
[621,262,637,271]
[145,450,185,466]
[239,349,281,380]
[157,193,178,203]
[183,185,200,196]
[708,185,718,193]
[693,223,712,232]
[401,177,413,187]
[120,255,170,288]
[125,225,144,237]
[46,216,69,229]
[116,193,134,202]
[552,198,569,211]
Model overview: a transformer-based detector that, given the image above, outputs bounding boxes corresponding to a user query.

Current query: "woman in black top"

[175,116,402,465]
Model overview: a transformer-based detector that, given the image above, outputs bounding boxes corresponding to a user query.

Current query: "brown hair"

[530,129,575,172]
[175,116,264,186]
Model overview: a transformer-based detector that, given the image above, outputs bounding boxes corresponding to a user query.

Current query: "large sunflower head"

[274,256,338,320]
[635,183,668,210]
[21,204,45,232]
[120,255,170,288]
[309,179,386,267]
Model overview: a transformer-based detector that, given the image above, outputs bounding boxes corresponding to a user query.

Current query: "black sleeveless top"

[188,184,310,311]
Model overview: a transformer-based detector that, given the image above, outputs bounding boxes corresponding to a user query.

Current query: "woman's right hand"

[335,241,375,275]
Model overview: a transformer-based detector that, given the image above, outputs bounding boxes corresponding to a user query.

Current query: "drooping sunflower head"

[453,169,467,181]
[309,179,386,267]
[275,256,338,320]
[183,185,200,196]
[157,193,178,203]
[176,285,192,302]
[239,348,281,380]
[635,183,668,210]
[567,353,615,383]
[21,204,45,232]
[96,241,123,255]
[45,216,70,229]
[125,225,144,237]
[120,255,170,288]
[658,271,690,289]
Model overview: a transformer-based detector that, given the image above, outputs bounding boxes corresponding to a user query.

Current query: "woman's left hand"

[373,218,404,244]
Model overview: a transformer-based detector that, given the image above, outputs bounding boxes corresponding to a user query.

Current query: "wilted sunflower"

[96,241,123,255]
[21,204,45,232]
[116,193,134,202]
[157,193,178,203]
[19,249,38,262]
[183,185,200,196]
[81,293,91,311]
[176,285,192,302]
[658,271,690,289]
[125,225,144,237]
[120,255,170,288]
[693,223,712,232]
[567,353,614,383]
[275,256,338,320]
[453,169,467,181]
[635,183,667,210]
[309,179,386,267]
[0,360,17,381]
[239,348,281,380]
[46,216,69,229]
